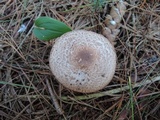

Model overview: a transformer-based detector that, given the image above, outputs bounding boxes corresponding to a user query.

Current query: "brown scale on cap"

[72,46,97,69]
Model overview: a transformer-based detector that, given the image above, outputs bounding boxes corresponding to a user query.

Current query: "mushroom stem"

[46,79,64,115]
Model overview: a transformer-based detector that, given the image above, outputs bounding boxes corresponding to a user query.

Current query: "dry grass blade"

[61,76,160,101]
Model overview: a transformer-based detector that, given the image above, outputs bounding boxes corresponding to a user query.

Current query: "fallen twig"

[46,79,64,115]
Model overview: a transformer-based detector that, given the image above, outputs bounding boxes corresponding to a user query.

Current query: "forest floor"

[0,0,160,120]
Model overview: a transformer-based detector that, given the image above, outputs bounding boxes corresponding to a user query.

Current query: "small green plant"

[33,17,72,41]
[90,0,108,11]
[128,77,134,120]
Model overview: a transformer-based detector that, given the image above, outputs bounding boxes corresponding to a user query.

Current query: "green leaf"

[33,17,72,41]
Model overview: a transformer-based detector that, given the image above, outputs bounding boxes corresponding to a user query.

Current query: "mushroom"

[49,30,116,93]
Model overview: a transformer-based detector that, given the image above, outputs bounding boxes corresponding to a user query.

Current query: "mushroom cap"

[49,30,116,93]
